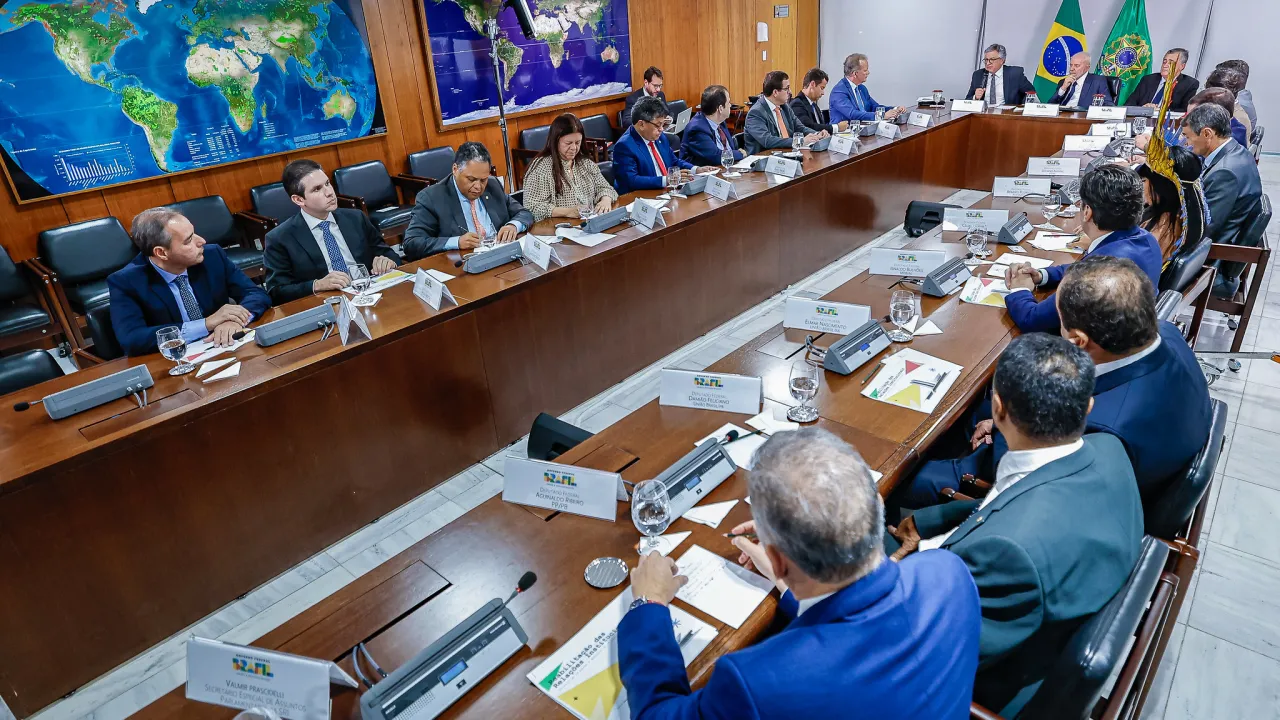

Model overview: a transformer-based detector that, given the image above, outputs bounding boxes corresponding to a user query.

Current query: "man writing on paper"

[618,428,980,720]
[614,96,716,194]
[401,142,533,261]
[1003,164,1161,333]
[1125,48,1198,112]
[789,68,849,135]
[743,71,827,155]
[828,53,905,124]
[967,44,1036,106]
[1047,52,1114,108]
[889,334,1143,719]
[263,159,402,304]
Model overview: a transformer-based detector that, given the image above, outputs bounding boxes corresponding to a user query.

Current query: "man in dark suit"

[108,208,270,356]
[401,142,533,261]
[1181,103,1264,298]
[681,84,744,167]
[620,427,981,719]
[613,96,714,194]
[966,44,1037,105]
[263,159,401,304]
[789,67,848,135]
[621,66,666,130]
[1048,51,1115,107]
[744,70,826,155]
[1125,48,1198,111]
[891,333,1144,718]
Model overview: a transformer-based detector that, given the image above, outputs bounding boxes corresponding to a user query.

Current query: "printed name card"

[631,198,668,230]
[1027,157,1081,176]
[942,208,1010,233]
[187,637,356,720]
[869,248,948,277]
[1063,135,1111,152]
[1087,105,1127,120]
[1089,121,1131,137]
[335,296,370,346]
[763,155,802,178]
[783,296,872,335]
[706,175,739,201]
[1023,102,1060,117]
[503,457,622,521]
[413,268,457,311]
[875,121,901,139]
[908,111,933,128]
[829,134,858,155]
[520,234,563,271]
[993,177,1052,198]
[659,369,762,415]
[952,99,986,113]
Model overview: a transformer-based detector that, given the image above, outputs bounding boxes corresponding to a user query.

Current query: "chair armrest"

[392,173,433,200]
[24,257,56,282]
[939,488,976,503]
[1207,242,1267,263]
[337,194,366,213]
[73,348,105,366]
[233,211,273,248]
[969,703,1004,720]
[583,138,612,162]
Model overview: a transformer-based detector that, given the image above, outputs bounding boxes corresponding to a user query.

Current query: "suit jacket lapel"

[334,210,365,263]
[628,129,657,176]
[145,263,184,323]
[292,213,328,272]
[444,176,472,235]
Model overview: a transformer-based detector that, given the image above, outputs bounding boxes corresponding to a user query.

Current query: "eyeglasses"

[983,57,1002,65]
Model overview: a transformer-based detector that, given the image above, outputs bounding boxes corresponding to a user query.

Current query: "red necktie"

[647,140,668,176]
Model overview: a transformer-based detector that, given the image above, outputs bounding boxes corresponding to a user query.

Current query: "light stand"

[485,18,516,192]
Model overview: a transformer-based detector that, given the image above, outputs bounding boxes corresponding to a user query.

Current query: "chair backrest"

[511,189,524,206]
[580,114,615,142]
[520,124,552,152]
[1251,124,1264,147]
[85,304,123,362]
[597,161,615,187]
[249,182,300,224]
[1240,193,1272,248]
[666,99,688,120]
[332,161,397,209]
[732,132,746,151]
[527,412,593,462]
[1145,398,1228,539]
[0,349,63,397]
[1158,234,1212,293]
[667,132,681,152]
[1017,536,1168,720]
[408,146,455,181]
[1105,76,1123,103]
[0,244,31,303]
[167,195,238,246]
[904,200,960,237]
[1155,290,1183,323]
[37,216,137,286]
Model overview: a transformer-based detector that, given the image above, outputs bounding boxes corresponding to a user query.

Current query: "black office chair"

[1155,290,1183,323]
[407,146,455,183]
[905,201,960,237]
[527,412,593,462]
[732,132,746,152]
[580,113,616,143]
[331,160,417,232]
[0,349,63,397]
[666,99,688,123]
[1214,193,1272,297]
[84,304,123,362]
[1145,399,1227,541]
[166,195,268,276]
[667,132,682,152]
[1105,76,1123,104]
[34,217,137,349]
[597,161,615,187]
[248,182,300,226]
[511,189,525,206]
[1158,235,1212,293]
[0,244,57,352]
[1249,125,1263,161]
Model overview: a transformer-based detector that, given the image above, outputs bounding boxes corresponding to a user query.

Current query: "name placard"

[907,111,933,128]
[1063,135,1111,152]
[503,457,620,521]
[1023,102,1061,117]
[1087,105,1127,120]
[942,208,1010,233]
[875,121,901,139]
[783,296,872,335]
[868,248,948,277]
[1089,122,1130,137]
[1027,157,1081,176]
[631,198,668,230]
[763,155,802,178]
[413,268,457,311]
[659,369,762,415]
[706,175,739,201]
[952,99,986,113]
[829,134,858,155]
[187,636,356,719]
[335,296,370,346]
[993,177,1052,198]
[520,234,563,271]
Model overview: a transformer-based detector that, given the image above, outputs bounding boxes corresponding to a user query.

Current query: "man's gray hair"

[453,141,491,169]
[1167,47,1189,65]
[1185,103,1231,139]
[630,95,668,126]
[842,53,868,77]
[1071,51,1092,65]
[985,44,1007,60]
[130,208,184,257]
[748,427,884,584]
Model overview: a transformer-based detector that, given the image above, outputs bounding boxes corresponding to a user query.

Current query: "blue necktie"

[174,274,204,322]
[317,220,349,274]
[854,83,865,112]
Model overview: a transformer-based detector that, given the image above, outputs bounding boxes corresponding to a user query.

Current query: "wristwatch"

[628,596,655,612]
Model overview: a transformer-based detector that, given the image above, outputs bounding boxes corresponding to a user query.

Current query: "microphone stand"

[485,17,517,193]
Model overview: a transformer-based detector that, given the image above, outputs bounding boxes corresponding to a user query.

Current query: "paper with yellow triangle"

[886,382,925,410]
[861,348,964,414]
[557,662,624,719]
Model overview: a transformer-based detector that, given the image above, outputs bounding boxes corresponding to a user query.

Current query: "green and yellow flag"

[1096,0,1153,104]
[1034,0,1089,101]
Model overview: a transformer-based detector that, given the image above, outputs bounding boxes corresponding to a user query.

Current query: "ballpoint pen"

[723,531,758,541]
[860,360,885,386]
[927,371,949,399]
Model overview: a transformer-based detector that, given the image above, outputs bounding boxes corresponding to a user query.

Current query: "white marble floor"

[9,157,1280,718]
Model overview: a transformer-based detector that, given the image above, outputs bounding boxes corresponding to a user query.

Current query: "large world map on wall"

[0,0,386,202]
[424,0,631,127]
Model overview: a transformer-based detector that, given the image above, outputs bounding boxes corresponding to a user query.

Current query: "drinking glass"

[631,479,672,554]
[577,204,593,220]
[666,167,681,190]
[480,232,498,250]
[1132,116,1148,136]
[932,89,944,105]
[156,326,195,375]
[874,107,886,122]
[1025,92,1038,105]
[1091,94,1105,107]
[963,231,989,268]
[786,358,821,423]
[792,134,804,152]
[887,289,918,343]
[1041,195,1062,223]
[349,263,370,298]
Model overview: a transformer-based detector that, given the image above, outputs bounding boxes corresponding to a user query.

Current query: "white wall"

[1199,0,1275,129]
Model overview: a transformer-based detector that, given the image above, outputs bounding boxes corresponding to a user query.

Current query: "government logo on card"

[232,656,273,678]
[543,471,577,487]
[693,375,724,388]
[897,253,918,262]
[815,306,839,316]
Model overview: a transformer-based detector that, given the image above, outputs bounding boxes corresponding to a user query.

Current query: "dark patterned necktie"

[174,274,204,321]
[318,220,349,274]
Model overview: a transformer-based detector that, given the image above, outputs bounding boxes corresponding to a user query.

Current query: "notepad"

[682,499,738,529]
[674,544,774,629]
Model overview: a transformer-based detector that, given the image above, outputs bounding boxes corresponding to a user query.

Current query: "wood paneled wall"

[0,0,817,261]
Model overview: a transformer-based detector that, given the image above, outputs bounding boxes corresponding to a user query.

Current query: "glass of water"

[888,289,918,343]
[480,231,498,250]
[786,358,821,423]
[1042,194,1062,223]
[631,479,672,554]
[156,326,195,375]
[578,204,593,220]
[666,167,681,190]
[1132,116,1148,136]
[932,89,944,105]
[875,107,885,122]
[349,263,370,298]
[792,134,804,152]
[964,231,989,267]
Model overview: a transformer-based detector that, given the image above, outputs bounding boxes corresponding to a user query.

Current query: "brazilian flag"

[1034,0,1089,102]
[1096,0,1152,104]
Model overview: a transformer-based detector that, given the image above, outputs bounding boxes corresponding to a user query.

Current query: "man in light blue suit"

[613,96,715,195]
[1003,164,1161,333]
[680,85,744,167]
[618,427,981,720]
[828,53,906,124]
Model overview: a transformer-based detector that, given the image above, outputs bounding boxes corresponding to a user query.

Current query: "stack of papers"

[862,348,963,414]
[986,253,1054,277]
[696,423,766,469]
[1029,233,1083,252]
[960,276,1010,307]
[682,499,738,528]
[673,545,774,629]
[555,227,616,248]
[342,268,415,295]
[183,329,255,363]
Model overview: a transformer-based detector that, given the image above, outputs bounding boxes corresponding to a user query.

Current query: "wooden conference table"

[0,105,1092,717]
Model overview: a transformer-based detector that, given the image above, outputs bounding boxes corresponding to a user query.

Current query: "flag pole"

[1193,0,1217,78]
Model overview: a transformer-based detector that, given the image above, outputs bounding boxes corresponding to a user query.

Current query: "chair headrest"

[37,217,136,285]
[0,349,63,397]
[249,182,299,224]
[167,195,238,245]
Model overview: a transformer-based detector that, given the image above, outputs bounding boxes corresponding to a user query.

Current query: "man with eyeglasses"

[966,44,1037,106]
[744,70,827,154]
[829,53,906,124]
[612,95,718,194]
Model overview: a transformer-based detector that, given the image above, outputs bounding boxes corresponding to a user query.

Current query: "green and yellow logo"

[543,471,577,487]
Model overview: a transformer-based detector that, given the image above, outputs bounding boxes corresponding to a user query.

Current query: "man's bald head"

[1058,255,1157,355]
[1068,52,1092,78]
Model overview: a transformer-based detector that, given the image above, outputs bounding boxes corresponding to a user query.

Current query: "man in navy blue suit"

[108,208,271,356]
[618,427,981,720]
[680,85,744,167]
[1004,164,1161,333]
[1047,52,1115,107]
[828,53,906,124]
[612,96,716,195]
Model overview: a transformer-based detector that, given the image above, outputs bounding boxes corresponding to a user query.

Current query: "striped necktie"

[173,274,204,321]
[317,220,349,274]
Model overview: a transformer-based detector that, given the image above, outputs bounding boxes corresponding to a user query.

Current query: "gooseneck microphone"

[12,399,42,412]
[503,571,537,606]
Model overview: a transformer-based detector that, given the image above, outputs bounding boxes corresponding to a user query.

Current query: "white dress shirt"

[1096,335,1162,376]
[919,438,1085,551]
[796,590,836,616]
[1065,76,1086,108]
[302,211,357,272]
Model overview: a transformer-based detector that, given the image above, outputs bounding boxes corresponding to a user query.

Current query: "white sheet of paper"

[426,268,456,282]
[732,154,765,170]
[746,409,799,435]
[639,531,692,557]
[341,268,413,295]
[183,329,254,363]
[1007,245,1028,253]
[351,292,381,307]
[625,199,669,212]
[555,227,615,248]
[196,357,236,378]
[674,545,774,629]
[990,253,1053,268]
[696,423,766,470]
[1029,235,1074,251]
[202,361,241,384]
[682,499,738,529]
[913,320,943,336]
